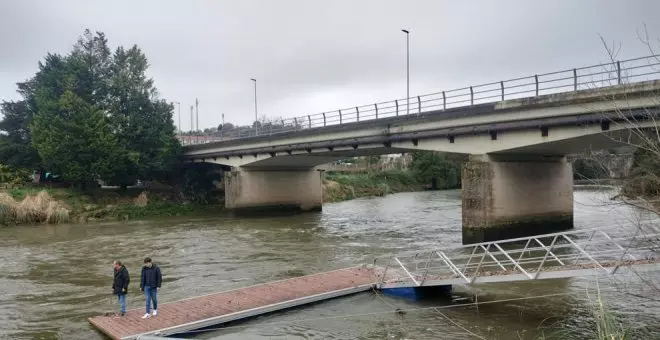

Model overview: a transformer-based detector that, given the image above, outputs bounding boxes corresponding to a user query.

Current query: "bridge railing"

[188,55,660,145]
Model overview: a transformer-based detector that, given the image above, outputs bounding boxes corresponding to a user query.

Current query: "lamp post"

[250,78,258,135]
[174,101,181,134]
[190,105,194,144]
[401,29,410,116]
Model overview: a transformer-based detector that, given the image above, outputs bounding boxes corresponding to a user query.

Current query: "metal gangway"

[372,223,660,289]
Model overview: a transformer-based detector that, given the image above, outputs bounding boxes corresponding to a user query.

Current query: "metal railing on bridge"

[187,55,660,145]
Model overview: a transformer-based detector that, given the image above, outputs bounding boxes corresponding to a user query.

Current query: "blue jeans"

[117,294,126,314]
[144,286,158,313]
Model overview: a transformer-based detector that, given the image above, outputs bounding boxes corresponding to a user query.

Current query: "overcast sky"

[1,0,660,130]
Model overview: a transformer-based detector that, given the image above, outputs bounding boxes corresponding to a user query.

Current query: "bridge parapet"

[185,54,660,144]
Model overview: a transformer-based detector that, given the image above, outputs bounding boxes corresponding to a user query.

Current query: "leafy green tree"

[105,45,181,185]
[220,122,234,131]
[410,151,464,189]
[31,91,120,188]
[68,30,112,105]
[0,100,41,169]
[0,29,181,188]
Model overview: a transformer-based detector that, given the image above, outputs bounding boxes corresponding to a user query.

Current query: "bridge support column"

[462,154,573,244]
[224,168,322,212]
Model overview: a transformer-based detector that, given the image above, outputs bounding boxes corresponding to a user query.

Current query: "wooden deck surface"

[89,266,376,339]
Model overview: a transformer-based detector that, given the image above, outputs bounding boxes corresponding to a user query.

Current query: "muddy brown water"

[0,189,659,339]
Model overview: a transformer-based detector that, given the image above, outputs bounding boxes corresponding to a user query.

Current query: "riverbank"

[0,187,220,225]
[3,171,647,226]
[0,170,427,225]
[322,170,427,202]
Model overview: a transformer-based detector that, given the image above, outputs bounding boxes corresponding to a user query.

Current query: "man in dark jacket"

[112,260,130,317]
[140,257,162,318]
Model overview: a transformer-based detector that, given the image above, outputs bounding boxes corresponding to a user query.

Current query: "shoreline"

[1,173,653,226]
[0,187,221,226]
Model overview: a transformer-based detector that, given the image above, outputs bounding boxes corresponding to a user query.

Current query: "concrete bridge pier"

[461,154,574,244]
[224,167,323,212]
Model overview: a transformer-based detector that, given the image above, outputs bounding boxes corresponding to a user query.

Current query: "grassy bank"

[0,187,219,225]
[2,168,450,225]
[322,170,426,202]
[0,171,427,225]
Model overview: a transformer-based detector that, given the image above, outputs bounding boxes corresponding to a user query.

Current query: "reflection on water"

[0,189,658,339]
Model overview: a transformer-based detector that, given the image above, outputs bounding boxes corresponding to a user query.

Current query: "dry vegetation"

[0,187,219,226]
[0,190,70,224]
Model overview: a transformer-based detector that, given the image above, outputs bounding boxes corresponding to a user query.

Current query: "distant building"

[176,135,223,145]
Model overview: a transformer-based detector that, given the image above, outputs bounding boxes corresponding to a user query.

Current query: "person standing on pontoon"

[140,257,162,319]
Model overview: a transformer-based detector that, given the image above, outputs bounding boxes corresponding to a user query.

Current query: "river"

[0,189,658,339]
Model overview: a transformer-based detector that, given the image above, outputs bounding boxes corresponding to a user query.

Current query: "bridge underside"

[183,81,658,243]
[194,120,648,169]
[192,125,649,243]
[224,168,323,212]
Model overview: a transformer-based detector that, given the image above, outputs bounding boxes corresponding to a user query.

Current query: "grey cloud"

[1,0,659,130]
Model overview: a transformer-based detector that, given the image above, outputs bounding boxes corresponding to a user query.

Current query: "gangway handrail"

[373,223,659,289]
[373,223,659,262]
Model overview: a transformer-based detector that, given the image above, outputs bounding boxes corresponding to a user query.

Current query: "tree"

[102,43,181,186]
[68,30,112,106]
[31,91,120,188]
[410,151,464,190]
[0,100,41,169]
[23,35,120,188]
[221,122,234,131]
[0,29,182,188]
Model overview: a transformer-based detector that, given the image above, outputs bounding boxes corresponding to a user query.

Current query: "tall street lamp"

[174,101,181,134]
[250,78,258,135]
[401,29,410,116]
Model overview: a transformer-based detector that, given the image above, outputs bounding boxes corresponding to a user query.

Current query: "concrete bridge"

[183,55,660,244]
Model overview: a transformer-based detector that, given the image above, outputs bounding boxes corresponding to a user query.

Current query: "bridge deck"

[88,266,376,340]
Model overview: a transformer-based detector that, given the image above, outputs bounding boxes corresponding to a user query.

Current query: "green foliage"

[410,151,465,189]
[323,170,421,202]
[0,101,41,170]
[0,29,181,188]
[104,45,182,185]
[0,165,13,184]
[181,164,221,204]
[0,164,30,185]
[110,200,216,220]
[31,91,120,187]
[218,122,234,131]
[323,153,465,202]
